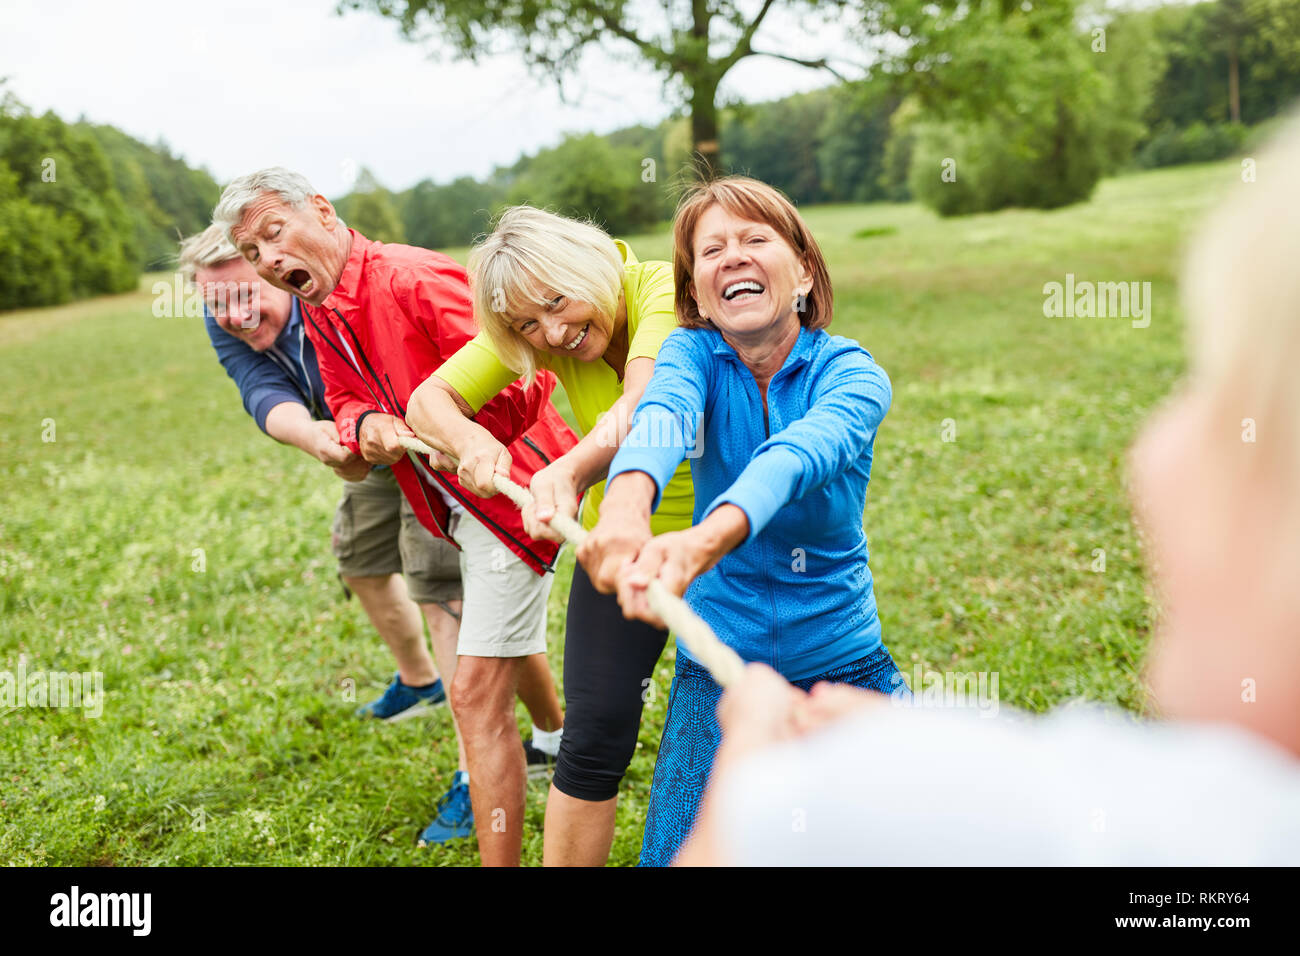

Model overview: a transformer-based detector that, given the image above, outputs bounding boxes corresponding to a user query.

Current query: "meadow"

[0,160,1236,865]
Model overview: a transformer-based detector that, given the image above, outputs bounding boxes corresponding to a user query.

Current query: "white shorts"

[447,510,552,658]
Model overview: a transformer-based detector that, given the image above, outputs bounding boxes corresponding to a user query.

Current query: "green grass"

[0,161,1237,865]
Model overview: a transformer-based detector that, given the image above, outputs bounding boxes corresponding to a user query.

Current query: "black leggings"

[552,561,670,801]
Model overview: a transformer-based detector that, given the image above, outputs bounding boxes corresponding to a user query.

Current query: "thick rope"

[398,434,747,687]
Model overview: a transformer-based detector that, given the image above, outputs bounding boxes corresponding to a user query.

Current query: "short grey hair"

[177,222,242,284]
[212,166,320,243]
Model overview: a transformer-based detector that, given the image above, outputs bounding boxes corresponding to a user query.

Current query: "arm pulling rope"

[397,434,747,687]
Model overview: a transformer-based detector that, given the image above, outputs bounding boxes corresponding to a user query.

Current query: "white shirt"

[717,702,1300,865]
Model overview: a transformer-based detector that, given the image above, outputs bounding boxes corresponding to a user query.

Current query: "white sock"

[531,725,562,757]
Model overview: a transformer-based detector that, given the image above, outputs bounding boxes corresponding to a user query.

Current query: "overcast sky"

[1,0,855,196]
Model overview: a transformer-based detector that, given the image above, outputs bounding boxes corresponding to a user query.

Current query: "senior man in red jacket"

[214,167,576,866]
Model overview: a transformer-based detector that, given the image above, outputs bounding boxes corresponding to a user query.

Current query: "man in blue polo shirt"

[180,223,462,727]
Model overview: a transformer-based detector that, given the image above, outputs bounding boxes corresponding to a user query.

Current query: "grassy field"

[0,160,1237,865]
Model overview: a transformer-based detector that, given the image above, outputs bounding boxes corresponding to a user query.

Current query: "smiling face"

[195,256,293,351]
[689,203,812,342]
[229,192,349,306]
[507,281,614,362]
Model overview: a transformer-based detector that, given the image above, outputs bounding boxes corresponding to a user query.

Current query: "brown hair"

[671,176,833,331]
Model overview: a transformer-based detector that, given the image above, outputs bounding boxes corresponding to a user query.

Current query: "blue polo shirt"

[607,324,892,680]
[204,298,329,431]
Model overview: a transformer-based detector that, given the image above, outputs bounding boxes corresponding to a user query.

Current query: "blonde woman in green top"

[406,205,694,866]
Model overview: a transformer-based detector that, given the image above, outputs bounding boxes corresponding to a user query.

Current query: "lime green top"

[436,240,695,534]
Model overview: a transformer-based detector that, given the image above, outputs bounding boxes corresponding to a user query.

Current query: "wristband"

[355,409,382,444]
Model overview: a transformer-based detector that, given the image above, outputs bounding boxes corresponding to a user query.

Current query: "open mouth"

[239,315,262,332]
[563,323,590,351]
[284,268,314,296]
[722,280,765,302]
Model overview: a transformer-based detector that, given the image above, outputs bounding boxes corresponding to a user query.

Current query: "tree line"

[5,0,1299,310]
[340,0,1300,241]
[0,88,221,311]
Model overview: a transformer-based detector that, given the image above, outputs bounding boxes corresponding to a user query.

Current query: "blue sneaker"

[355,673,446,721]
[418,773,474,846]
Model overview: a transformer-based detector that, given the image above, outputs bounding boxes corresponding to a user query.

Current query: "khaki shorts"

[330,467,462,605]
[445,509,552,658]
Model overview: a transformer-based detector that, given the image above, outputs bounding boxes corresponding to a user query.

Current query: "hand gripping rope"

[397,434,747,687]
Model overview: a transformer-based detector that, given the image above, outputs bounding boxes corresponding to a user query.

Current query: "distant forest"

[5,0,1300,310]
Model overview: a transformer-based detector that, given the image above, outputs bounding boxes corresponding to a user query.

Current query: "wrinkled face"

[196,256,293,352]
[507,281,612,361]
[689,203,812,339]
[230,192,346,306]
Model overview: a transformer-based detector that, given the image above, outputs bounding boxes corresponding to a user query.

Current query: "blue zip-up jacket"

[607,324,891,681]
[204,298,330,431]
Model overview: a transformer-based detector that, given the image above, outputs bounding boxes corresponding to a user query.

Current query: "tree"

[0,160,79,308]
[872,0,1157,215]
[0,89,224,308]
[81,124,221,269]
[1209,0,1251,124]
[1238,0,1300,121]
[815,87,898,203]
[341,0,857,176]
[0,100,138,299]
[724,91,829,201]
[335,167,407,244]
[505,133,665,234]
[400,176,503,249]
[1138,0,1300,132]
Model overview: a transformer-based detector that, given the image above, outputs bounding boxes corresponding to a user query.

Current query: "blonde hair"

[671,176,833,331]
[468,206,624,383]
[177,222,241,284]
[1182,111,1300,491]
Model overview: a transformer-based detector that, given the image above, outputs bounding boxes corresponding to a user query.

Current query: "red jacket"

[302,230,577,574]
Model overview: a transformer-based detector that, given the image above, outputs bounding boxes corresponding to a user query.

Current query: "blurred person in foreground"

[677,117,1300,866]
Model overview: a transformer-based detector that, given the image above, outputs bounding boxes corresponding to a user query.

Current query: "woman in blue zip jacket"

[578,175,909,866]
